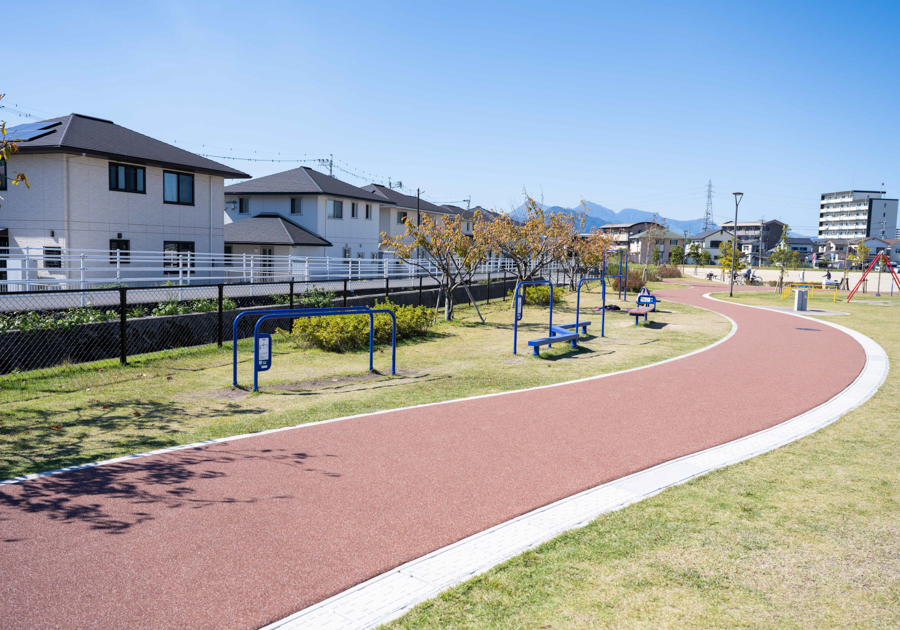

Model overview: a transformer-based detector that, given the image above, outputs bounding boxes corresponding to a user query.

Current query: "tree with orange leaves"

[381,212,487,321]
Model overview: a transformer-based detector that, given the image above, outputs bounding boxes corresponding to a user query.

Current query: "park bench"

[627,306,652,325]
[636,294,657,311]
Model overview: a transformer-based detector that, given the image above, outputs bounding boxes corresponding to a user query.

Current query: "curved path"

[0,286,873,629]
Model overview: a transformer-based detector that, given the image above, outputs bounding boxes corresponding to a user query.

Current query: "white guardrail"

[0,246,531,292]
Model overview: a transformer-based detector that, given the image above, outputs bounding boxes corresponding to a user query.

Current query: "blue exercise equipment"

[604,250,629,301]
[636,293,657,311]
[575,276,605,338]
[231,306,397,392]
[513,280,590,356]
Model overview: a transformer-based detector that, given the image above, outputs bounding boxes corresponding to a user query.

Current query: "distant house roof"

[788,237,815,245]
[442,204,505,222]
[689,228,733,240]
[225,167,385,202]
[720,219,786,226]
[224,214,332,247]
[9,114,249,178]
[629,229,685,241]
[600,221,658,229]
[362,184,451,214]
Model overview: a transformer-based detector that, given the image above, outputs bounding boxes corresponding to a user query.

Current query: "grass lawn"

[0,285,726,479]
[382,290,900,630]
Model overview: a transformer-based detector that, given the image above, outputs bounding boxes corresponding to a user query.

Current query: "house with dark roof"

[360,184,453,253]
[598,221,665,249]
[224,167,389,259]
[0,113,249,280]
[628,229,686,264]
[687,228,735,263]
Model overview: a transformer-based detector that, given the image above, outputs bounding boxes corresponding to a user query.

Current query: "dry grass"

[0,288,727,479]
[383,290,900,630]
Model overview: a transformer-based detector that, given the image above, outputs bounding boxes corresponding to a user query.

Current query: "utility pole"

[416,188,423,264]
[703,180,714,231]
[683,230,688,273]
[759,215,764,268]
[328,154,333,177]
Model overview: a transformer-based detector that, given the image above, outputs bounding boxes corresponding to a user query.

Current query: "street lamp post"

[729,192,743,297]
[683,229,688,273]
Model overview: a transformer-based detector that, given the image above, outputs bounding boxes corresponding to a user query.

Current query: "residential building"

[223,214,332,259]
[224,167,387,259]
[767,237,815,264]
[599,221,665,249]
[687,228,735,262]
[815,239,851,267]
[360,184,453,254]
[817,190,898,241]
[719,219,785,266]
[0,114,249,281]
[628,229,685,264]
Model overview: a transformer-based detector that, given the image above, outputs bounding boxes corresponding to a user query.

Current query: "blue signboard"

[257,333,272,371]
[515,294,524,321]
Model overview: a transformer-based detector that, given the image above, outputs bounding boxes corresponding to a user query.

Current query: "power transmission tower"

[702,180,713,231]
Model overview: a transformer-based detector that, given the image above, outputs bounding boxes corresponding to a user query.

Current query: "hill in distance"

[512,201,713,235]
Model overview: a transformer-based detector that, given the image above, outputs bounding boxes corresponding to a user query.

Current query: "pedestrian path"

[0,286,878,630]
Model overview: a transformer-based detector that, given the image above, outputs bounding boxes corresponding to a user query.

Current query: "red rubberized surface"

[0,287,866,629]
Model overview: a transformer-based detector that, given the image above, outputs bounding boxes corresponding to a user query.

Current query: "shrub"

[298,287,336,309]
[611,269,647,292]
[278,300,432,353]
[151,300,193,317]
[506,285,567,306]
[656,265,683,278]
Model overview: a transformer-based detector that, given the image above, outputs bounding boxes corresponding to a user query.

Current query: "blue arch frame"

[575,276,607,338]
[604,250,629,301]
[231,306,396,391]
[512,280,555,355]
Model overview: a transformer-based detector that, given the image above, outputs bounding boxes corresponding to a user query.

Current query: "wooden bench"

[627,306,652,325]
[527,325,580,356]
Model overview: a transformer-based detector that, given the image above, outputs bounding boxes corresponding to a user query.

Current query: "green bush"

[656,265,683,278]
[298,287,336,309]
[0,306,118,333]
[611,269,648,293]
[278,300,432,353]
[507,285,567,306]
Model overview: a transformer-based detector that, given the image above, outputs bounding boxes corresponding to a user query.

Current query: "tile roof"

[225,168,386,201]
[362,184,451,214]
[689,228,733,240]
[10,114,249,178]
[629,229,686,240]
[224,214,332,247]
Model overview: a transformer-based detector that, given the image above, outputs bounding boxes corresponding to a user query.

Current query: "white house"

[687,228,735,262]
[0,114,249,283]
[359,184,456,254]
[223,167,388,259]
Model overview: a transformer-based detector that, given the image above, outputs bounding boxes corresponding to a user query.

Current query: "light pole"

[683,229,688,273]
[729,192,743,297]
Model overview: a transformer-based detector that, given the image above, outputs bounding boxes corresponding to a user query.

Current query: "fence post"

[385,277,390,300]
[289,280,295,309]
[80,254,86,307]
[250,256,255,296]
[217,284,224,347]
[116,248,121,284]
[119,287,128,365]
[418,276,423,306]
[487,272,491,304]
[24,246,31,292]
[343,279,348,307]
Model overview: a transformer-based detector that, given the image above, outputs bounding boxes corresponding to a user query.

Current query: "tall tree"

[669,245,685,266]
[382,212,487,321]
[848,239,870,270]
[687,243,701,264]
[717,238,745,279]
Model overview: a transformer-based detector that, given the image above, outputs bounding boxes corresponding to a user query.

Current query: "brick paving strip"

[0,287,880,630]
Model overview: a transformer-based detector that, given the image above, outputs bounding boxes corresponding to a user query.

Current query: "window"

[224,245,233,266]
[238,198,250,214]
[670,239,678,246]
[327,199,343,219]
[342,246,351,259]
[291,198,301,214]
[0,234,7,293]
[44,248,62,268]
[163,241,195,274]
[397,211,408,224]
[163,172,194,205]
[351,202,358,218]
[108,163,145,193]
[710,240,721,248]
[357,252,364,259]
[365,204,372,219]
[109,239,130,264]
[0,158,6,191]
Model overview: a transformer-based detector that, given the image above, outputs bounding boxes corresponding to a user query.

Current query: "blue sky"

[7,0,899,234]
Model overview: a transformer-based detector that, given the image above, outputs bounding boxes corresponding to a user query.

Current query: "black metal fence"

[0,273,521,379]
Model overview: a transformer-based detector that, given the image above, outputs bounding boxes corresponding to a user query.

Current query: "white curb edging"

[261,294,888,630]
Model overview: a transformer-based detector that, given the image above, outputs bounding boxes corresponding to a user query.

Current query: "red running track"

[0,286,866,629]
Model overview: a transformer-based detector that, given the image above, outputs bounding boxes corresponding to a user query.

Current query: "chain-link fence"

[0,273,524,398]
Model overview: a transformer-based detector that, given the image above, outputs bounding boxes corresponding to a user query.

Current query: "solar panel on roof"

[5,121,60,142]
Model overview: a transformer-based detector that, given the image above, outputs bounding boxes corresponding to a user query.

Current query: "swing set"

[847,252,900,302]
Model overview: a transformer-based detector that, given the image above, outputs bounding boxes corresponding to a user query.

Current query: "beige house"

[629,229,686,264]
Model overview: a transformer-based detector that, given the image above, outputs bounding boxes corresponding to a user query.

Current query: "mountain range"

[512,201,714,235]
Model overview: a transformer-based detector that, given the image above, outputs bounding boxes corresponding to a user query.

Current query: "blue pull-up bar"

[512,280,554,355]
[575,276,607,338]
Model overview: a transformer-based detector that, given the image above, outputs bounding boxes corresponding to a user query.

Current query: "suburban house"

[687,228,735,262]
[720,219,785,266]
[815,239,851,266]
[442,205,505,236]
[599,221,665,249]
[0,114,249,284]
[360,184,453,254]
[223,167,388,260]
[628,229,685,264]
[766,237,816,264]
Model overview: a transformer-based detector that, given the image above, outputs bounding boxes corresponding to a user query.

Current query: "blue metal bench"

[636,294,657,311]
[527,325,580,356]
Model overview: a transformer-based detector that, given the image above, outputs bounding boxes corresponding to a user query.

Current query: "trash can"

[793,288,808,312]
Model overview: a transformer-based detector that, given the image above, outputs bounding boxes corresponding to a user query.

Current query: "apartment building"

[719,219,785,265]
[817,190,898,241]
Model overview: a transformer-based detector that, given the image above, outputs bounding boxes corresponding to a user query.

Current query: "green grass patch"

[382,290,900,630]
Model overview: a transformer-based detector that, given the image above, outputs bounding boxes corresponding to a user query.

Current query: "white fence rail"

[0,246,524,292]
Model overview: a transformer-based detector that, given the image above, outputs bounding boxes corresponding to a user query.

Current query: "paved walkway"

[0,286,868,629]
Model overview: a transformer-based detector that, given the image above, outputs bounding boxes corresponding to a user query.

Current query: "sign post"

[256,333,272,372]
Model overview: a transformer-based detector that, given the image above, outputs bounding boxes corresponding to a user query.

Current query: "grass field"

[0,282,720,479]
[383,289,900,630]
